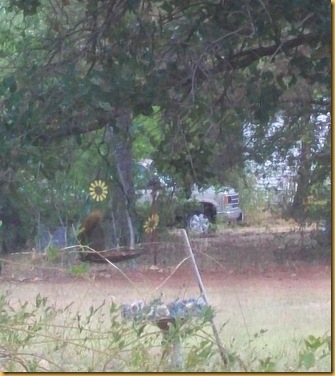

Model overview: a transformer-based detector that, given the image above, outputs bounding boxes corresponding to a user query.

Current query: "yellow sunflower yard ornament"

[89,180,108,202]
[143,213,159,234]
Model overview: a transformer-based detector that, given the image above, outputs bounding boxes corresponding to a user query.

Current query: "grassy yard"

[0,268,330,372]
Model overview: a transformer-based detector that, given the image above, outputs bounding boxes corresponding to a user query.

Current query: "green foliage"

[0,0,330,250]
[132,106,162,159]
[46,246,60,262]
[69,262,89,276]
[0,291,216,371]
[0,289,330,371]
[6,0,41,16]
[304,180,331,224]
[298,334,331,371]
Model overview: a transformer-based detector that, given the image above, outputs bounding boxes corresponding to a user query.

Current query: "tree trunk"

[106,109,137,250]
[291,119,313,225]
[0,183,27,253]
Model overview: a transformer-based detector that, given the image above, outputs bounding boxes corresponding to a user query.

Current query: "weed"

[69,262,89,276]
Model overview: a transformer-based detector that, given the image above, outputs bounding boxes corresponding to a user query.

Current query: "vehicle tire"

[187,213,210,234]
[203,202,217,222]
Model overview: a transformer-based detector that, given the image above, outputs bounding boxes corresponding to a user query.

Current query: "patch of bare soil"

[0,225,330,292]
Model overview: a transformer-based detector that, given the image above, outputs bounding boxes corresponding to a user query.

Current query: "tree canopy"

[0,0,331,251]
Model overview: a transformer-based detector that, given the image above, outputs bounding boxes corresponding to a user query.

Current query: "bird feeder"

[121,296,210,370]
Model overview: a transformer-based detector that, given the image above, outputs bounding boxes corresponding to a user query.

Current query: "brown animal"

[77,211,105,251]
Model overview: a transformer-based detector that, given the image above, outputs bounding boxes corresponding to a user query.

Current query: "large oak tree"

[0,0,330,250]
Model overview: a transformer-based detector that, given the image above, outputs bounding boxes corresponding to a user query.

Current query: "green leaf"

[304,335,323,350]
[299,351,315,370]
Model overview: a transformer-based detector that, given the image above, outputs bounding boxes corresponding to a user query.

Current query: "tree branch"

[33,118,108,144]
[220,33,321,71]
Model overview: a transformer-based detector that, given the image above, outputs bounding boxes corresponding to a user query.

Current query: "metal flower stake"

[180,228,228,365]
[143,178,160,265]
[89,180,108,202]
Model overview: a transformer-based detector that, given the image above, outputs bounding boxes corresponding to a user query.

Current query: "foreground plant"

[0,291,330,372]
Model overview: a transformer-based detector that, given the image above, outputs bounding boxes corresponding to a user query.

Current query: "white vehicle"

[187,186,244,233]
[135,160,244,233]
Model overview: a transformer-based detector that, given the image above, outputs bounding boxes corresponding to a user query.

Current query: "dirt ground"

[0,223,331,301]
